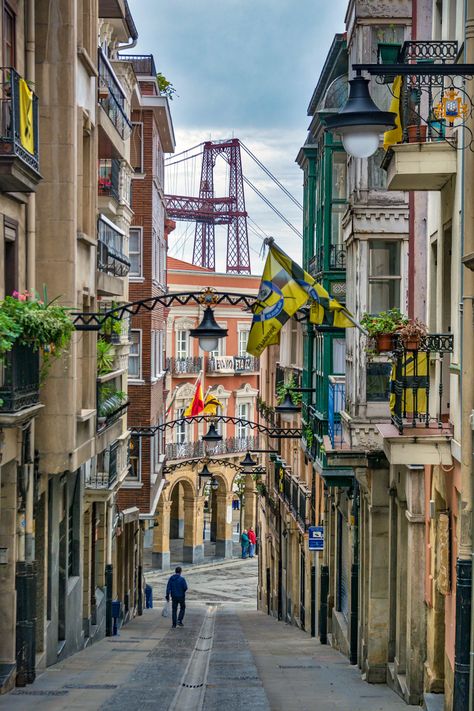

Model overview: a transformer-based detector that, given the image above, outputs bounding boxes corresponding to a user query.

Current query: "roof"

[167,256,213,272]
[307,33,347,116]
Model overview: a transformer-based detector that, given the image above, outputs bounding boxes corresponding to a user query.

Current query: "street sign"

[308,526,324,551]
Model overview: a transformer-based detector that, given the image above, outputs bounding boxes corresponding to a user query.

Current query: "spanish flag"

[383,76,403,151]
[202,393,223,417]
[184,379,204,417]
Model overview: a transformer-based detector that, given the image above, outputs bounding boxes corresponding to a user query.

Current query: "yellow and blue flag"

[19,78,34,155]
[383,76,403,151]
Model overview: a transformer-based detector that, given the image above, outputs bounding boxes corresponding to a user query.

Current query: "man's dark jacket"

[166,573,188,600]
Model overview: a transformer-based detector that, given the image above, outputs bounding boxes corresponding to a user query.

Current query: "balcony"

[207,355,259,375]
[384,141,457,191]
[121,54,157,76]
[98,49,132,155]
[166,356,202,375]
[86,441,119,489]
[97,215,130,296]
[328,375,345,448]
[166,435,260,462]
[97,379,128,433]
[280,467,309,531]
[0,68,40,192]
[98,158,120,202]
[0,345,41,422]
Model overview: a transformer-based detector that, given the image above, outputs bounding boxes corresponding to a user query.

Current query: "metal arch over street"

[164,457,243,475]
[129,415,302,439]
[71,291,311,330]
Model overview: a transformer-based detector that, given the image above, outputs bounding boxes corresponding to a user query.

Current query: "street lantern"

[325,75,396,159]
[240,451,257,471]
[189,306,228,352]
[202,421,222,443]
[211,477,219,491]
[198,462,212,481]
[275,391,301,422]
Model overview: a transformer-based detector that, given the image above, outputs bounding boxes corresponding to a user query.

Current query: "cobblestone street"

[0,557,410,711]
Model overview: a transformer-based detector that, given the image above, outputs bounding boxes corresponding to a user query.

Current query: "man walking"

[166,566,188,628]
[248,527,257,558]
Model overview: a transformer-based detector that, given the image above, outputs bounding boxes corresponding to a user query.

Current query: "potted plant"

[361,309,408,352]
[0,289,74,380]
[97,338,115,375]
[378,42,401,65]
[406,87,427,143]
[396,318,427,350]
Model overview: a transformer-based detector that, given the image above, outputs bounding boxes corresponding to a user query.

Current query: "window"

[130,122,143,173]
[129,227,142,278]
[368,241,401,313]
[3,3,15,69]
[128,330,141,379]
[330,151,347,249]
[176,330,188,360]
[151,426,163,473]
[4,217,17,297]
[238,329,249,357]
[237,403,249,439]
[128,435,141,479]
[151,330,164,379]
[366,362,392,401]
[332,338,346,374]
[152,230,165,284]
[175,407,186,444]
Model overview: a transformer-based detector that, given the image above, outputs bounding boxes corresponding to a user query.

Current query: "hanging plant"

[0,289,74,380]
[360,309,408,353]
[97,338,115,375]
[396,318,427,350]
[276,374,303,405]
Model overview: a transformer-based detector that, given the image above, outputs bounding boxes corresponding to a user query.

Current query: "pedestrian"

[248,527,257,558]
[166,566,188,628]
[241,529,249,559]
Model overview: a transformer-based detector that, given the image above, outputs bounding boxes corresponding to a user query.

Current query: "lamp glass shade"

[211,478,219,491]
[202,422,222,442]
[198,463,212,479]
[189,306,228,353]
[275,391,301,420]
[341,128,381,159]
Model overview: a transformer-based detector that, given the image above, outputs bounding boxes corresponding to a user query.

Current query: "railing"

[207,355,259,374]
[98,158,120,201]
[302,403,325,463]
[317,244,346,271]
[0,67,39,173]
[121,54,157,76]
[98,49,132,139]
[281,468,308,530]
[328,375,346,448]
[97,216,130,277]
[166,435,260,462]
[391,333,454,434]
[166,356,202,374]
[0,345,40,413]
[86,442,119,489]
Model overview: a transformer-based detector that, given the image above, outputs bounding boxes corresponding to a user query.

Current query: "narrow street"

[1,559,409,711]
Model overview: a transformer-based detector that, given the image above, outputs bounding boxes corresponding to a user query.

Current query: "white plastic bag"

[162,600,170,618]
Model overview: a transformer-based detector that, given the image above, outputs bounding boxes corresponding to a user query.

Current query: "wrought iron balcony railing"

[0,67,40,191]
[98,158,120,201]
[97,215,130,277]
[121,54,157,77]
[391,333,454,434]
[98,49,132,139]
[0,345,40,413]
[280,468,309,530]
[86,441,119,489]
[166,356,202,375]
[166,435,259,462]
[328,375,345,448]
[317,244,347,271]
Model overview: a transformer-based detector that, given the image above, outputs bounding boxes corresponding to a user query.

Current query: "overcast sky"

[127,0,348,273]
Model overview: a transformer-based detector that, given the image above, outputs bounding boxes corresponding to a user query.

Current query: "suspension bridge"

[164,138,302,274]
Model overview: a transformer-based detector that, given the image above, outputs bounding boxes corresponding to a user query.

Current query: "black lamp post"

[202,421,222,443]
[211,477,219,491]
[275,391,301,421]
[189,306,228,352]
[198,462,212,481]
[240,451,257,471]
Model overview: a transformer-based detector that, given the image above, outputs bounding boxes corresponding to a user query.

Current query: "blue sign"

[308,526,324,551]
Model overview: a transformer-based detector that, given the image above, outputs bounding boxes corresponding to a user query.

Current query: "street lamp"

[211,477,219,491]
[325,75,396,159]
[240,451,257,471]
[198,462,212,481]
[275,391,301,422]
[189,306,228,352]
[202,421,222,443]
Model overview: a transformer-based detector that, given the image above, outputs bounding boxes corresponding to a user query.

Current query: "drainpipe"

[25,0,35,294]
[457,1,474,708]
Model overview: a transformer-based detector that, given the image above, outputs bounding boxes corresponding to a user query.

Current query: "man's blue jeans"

[249,543,255,558]
[241,544,249,559]
[172,597,185,626]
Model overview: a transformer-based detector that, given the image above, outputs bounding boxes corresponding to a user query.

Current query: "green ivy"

[276,374,302,405]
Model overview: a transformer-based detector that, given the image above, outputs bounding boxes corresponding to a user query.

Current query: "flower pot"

[378,43,401,65]
[404,338,421,351]
[407,124,427,143]
[375,333,394,352]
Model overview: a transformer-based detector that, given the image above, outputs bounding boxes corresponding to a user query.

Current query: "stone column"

[82,506,92,629]
[244,475,256,530]
[152,500,171,570]
[183,496,204,564]
[405,465,426,704]
[170,483,184,539]
[216,492,235,558]
[364,467,390,683]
